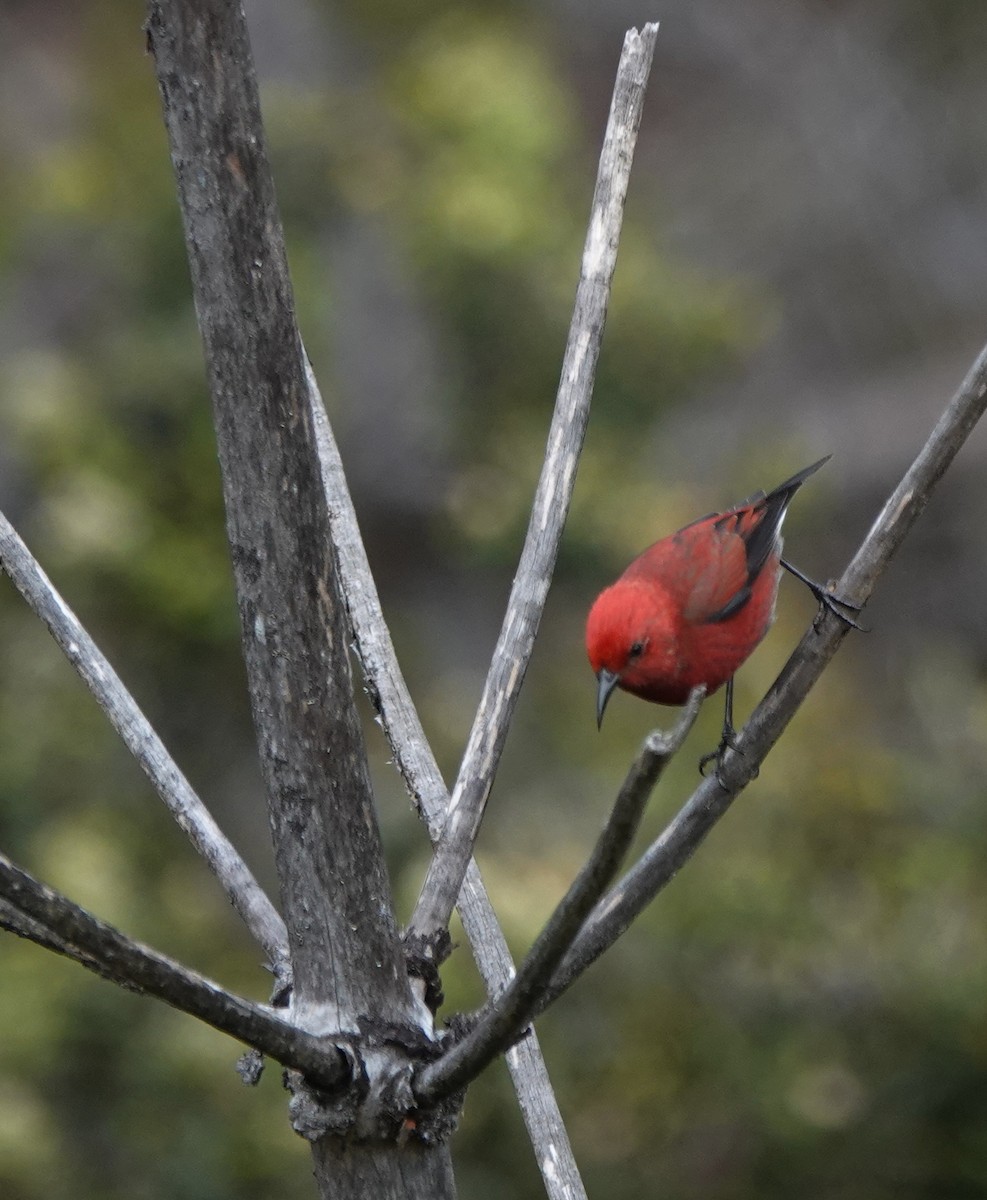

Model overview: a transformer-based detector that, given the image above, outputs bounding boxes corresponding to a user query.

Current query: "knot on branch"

[285,1019,463,1146]
[267,962,294,1009]
[403,927,452,1014]
[236,1048,265,1087]
[286,1037,363,1141]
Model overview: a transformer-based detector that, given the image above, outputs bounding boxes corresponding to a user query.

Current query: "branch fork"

[3,4,987,1197]
[415,687,705,1105]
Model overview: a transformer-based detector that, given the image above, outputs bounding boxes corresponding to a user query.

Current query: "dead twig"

[415,688,704,1104]
[408,21,661,947]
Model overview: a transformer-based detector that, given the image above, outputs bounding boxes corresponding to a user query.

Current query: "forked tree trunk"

[146,2,456,1194]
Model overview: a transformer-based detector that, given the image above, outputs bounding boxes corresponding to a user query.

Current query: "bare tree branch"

[308,27,660,1191]
[460,861,586,1200]
[408,21,661,945]
[306,364,446,833]
[0,850,350,1089]
[147,0,420,1027]
[0,511,289,975]
[307,24,662,1190]
[307,345,588,1200]
[415,687,704,1105]
[545,341,987,1001]
[148,3,454,1188]
[0,896,87,961]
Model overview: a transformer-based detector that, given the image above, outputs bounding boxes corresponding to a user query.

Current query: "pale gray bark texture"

[307,364,588,1200]
[0,511,289,974]
[415,687,704,1105]
[146,1,453,1194]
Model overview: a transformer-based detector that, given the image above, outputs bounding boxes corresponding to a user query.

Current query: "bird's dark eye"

[628,640,646,660]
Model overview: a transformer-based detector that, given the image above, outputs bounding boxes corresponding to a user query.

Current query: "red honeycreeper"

[586,456,844,728]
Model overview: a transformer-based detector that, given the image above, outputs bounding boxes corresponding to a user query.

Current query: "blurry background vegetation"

[1,1,987,1198]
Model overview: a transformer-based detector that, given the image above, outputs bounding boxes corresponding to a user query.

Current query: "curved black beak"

[595,669,620,729]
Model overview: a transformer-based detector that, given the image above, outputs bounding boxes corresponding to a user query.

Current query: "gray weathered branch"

[147,0,420,1031]
[415,687,703,1105]
[0,849,349,1089]
[408,20,661,945]
[0,511,289,975]
[306,25,660,1194]
[147,1,453,1190]
[547,340,987,1000]
[0,895,86,961]
[307,284,587,1200]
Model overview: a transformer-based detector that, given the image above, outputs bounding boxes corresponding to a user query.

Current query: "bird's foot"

[780,559,866,631]
[811,584,866,631]
[699,724,758,785]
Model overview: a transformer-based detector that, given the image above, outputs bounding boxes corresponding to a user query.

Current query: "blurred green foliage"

[1,3,986,1200]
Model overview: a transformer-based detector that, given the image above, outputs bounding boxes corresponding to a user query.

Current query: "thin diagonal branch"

[306,363,446,834]
[0,512,289,975]
[148,0,426,1051]
[408,21,661,944]
[545,340,987,1003]
[307,24,661,1190]
[0,896,87,961]
[0,850,349,1089]
[307,356,588,1200]
[415,687,704,1106]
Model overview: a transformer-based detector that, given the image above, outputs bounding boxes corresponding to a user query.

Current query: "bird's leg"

[699,677,743,778]
[699,678,761,785]
[720,675,736,755]
[780,559,866,630]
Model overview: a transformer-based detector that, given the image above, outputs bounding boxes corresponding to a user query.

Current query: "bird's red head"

[585,579,681,725]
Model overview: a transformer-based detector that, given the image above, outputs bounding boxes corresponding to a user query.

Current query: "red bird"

[586,456,856,746]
